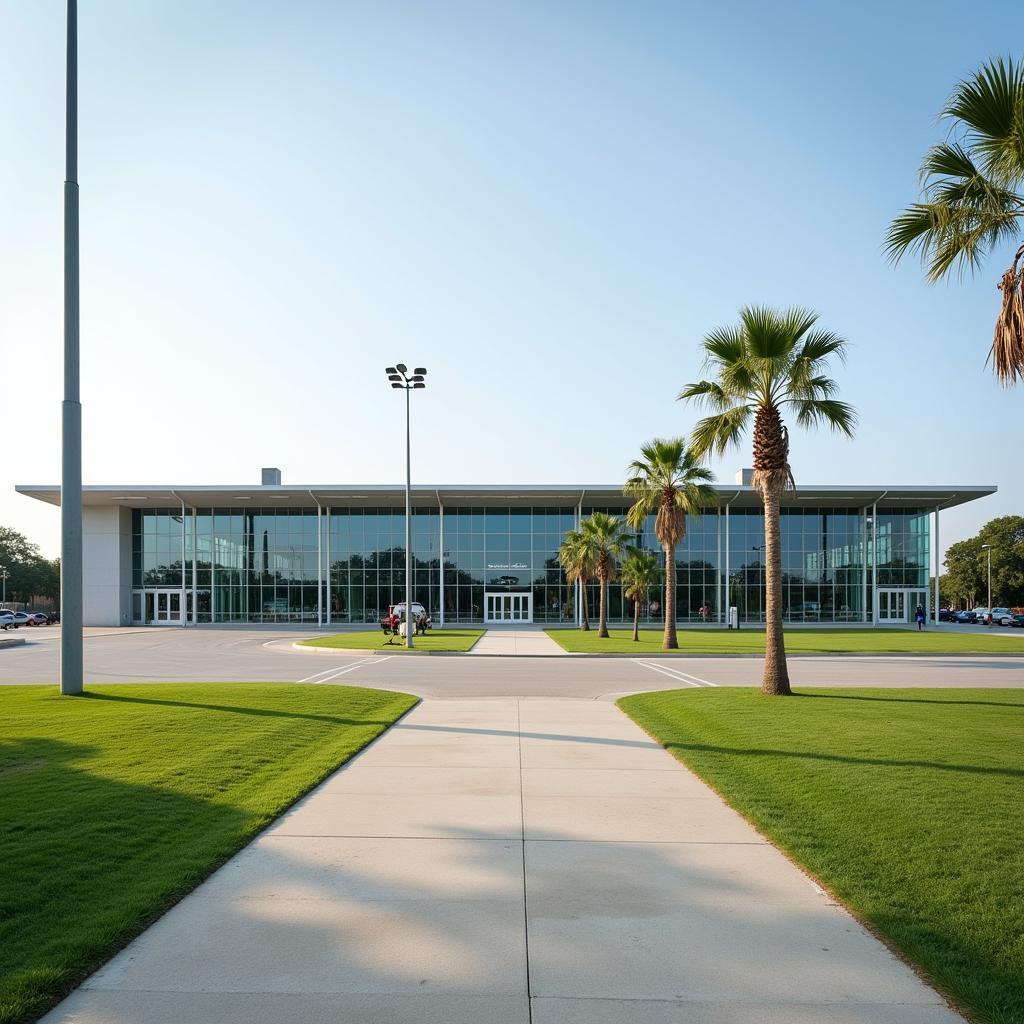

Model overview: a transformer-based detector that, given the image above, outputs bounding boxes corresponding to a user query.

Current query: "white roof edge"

[15,483,1000,493]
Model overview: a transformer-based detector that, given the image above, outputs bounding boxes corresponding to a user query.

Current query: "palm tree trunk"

[632,595,640,642]
[580,579,590,631]
[761,492,791,695]
[598,574,609,638]
[663,544,677,649]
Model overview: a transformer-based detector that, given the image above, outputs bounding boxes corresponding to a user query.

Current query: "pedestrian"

[915,604,925,631]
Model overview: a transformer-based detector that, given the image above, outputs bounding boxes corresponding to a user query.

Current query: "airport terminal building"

[17,470,994,628]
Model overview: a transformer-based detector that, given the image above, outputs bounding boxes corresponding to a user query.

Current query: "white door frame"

[484,591,533,624]
[876,588,929,625]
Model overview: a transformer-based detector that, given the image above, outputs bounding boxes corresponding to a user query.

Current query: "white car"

[0,611,16,630]
[990,607,1015,626]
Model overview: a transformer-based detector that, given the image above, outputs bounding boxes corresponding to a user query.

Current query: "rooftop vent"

[736,468,753,486]
[262,467,282,486]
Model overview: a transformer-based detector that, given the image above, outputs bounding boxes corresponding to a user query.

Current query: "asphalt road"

[2,627,1023,699]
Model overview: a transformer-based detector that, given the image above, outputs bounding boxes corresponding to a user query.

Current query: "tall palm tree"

[680,306,856,696]
[620,549,662,642]
[580,512,632,638]
[624,439,716,650]
[886,56,1024,385]
[558,529,595,631]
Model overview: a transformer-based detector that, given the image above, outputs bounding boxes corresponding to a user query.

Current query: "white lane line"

[633,660,718,687]
[298,656,391,684]
[633,660,702,687]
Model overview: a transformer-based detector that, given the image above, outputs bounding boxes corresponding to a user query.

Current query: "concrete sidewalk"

[42,699,963,1024]
[470,628,568,655]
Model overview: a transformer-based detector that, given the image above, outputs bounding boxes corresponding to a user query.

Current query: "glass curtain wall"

[131,504,927,625]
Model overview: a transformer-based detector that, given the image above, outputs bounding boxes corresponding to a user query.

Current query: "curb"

[285,638,1024,660]
[0,636,27,650]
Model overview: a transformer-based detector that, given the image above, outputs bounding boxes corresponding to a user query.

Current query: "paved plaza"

[38,697,966,1024]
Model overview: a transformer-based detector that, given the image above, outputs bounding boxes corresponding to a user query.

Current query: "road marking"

[298,656,391,684]
[633,660,718,687]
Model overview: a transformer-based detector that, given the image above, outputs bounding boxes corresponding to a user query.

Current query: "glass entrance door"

[877,589,907,624]
[133,589,184,625]
[484,592,533,624]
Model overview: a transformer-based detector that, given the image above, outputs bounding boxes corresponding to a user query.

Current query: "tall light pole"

[386,364,427,649]
[0,566,8,608]
[61,0,83,695]
[982,543,992,627]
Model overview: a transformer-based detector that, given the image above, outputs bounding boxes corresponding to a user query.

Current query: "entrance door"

[877,589,907,624]
[484,592,533,624]
[134,589,184,625]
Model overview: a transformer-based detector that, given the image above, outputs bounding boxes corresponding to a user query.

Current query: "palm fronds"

[887,56,1024,382]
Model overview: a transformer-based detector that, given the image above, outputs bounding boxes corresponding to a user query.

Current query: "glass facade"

[131,503,931,625]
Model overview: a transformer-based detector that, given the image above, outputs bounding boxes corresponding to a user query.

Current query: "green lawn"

[618,688,1024,1024]
[546,626,1024,654]
[299,628,484,652]
[0,683,416,1024]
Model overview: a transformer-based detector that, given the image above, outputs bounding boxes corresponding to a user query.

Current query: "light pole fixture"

[61,0,84,695]
[385,364,427,649]
[0,566,8,608]
[982,543,992,626]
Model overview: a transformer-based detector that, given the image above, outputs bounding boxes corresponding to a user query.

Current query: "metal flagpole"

[61,0,83,695]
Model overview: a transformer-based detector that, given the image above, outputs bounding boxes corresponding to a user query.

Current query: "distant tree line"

[939,516,1024,608]
[0,526,60,607]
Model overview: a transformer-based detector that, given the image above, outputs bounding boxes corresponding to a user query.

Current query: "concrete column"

[933,507,941,626]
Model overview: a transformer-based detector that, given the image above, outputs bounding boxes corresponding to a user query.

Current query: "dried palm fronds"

[992,243,1024,386]
[751,405,795,499]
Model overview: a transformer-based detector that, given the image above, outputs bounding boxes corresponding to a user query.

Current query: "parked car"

[938,609,957,622]
[4,611,32,628]
[972,607,991,624]
[24,612,49,626]
[46,611,60,625]
[954,610,978,623]
[1011,614,1024,628]
[990,607,1015,626]
[0,610,16,630]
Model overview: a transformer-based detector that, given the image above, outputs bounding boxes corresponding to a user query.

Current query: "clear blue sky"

[1,0,1018,564]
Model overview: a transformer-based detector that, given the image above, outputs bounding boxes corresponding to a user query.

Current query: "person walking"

[915,604,926,631]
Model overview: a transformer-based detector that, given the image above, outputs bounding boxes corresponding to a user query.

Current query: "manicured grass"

[546,626,1024,654]
[618,688,1024,1024]
[299,628,484,652]
[0,683,416,1024]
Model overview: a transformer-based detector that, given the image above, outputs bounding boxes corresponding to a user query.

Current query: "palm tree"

[624,439,716,650]
[580,512,632,638]
[620,549,662,642]
[886,57,1024,385]
[680,306,856,695]
[558,529,595,631]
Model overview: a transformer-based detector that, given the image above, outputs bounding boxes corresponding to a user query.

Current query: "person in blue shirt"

[915,605,926,631]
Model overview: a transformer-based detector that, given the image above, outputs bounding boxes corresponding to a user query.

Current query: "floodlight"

[413,367,427,375]
[395,363,408,373]
[413,382,425,389]
[385,366,397,374]
[391,382,403,389]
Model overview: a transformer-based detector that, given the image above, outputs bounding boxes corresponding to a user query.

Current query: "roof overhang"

[15,483,998,512]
